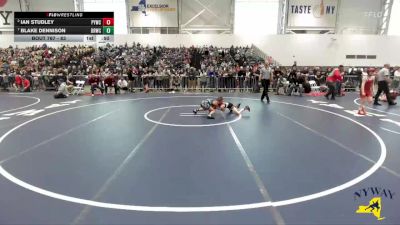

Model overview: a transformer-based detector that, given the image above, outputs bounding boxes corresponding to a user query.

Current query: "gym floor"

[0,92,399,225]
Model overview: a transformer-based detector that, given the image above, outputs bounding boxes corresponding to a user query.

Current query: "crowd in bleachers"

[1,43,400,97]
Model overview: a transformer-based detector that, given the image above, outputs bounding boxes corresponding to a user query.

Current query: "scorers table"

[14,12,114,43]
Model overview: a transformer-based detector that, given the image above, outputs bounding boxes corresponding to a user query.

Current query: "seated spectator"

[54,79,68,99]
[104,74,118,94]
[314,71,324,86]
[276,75,289,95]
[32,74,40,91]
[22,76,31,92]
[89,75,104,96]
[287,72,303,96]
[117,77,128,93]
[66,77,75,94]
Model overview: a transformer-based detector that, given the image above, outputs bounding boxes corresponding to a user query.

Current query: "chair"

[309,80,320,92]
[72,80,85,95]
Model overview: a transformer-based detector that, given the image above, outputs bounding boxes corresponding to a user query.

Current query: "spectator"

[188,67,197,90]
[199,70,207,92]
[325,65,344,100]
[54,79,68,99]
[22,76,31,92]
[117,77,128,93]
[171,75,181,91]
[287,71,304,96]
[238,66,246,91]
[2,72,9,91]
[104,74,118,95]
[314,70,323,86]
[89,75,104,96]
[14,73,22,92]
[392,67,400,91]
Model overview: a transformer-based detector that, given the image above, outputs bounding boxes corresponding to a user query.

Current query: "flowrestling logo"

[354,187,395,221]
[131,0,176,16]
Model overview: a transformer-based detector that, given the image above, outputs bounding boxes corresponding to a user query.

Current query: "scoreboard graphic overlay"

[14,12,114,43]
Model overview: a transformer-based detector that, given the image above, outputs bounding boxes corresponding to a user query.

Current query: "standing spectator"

[2,72,9,91]
[260,63,272,103]
[238,66,246,91]
[155,70,162,89]
[199,70,207,92]
[127,68,134,92]
[325,65,344,100]
[188,68,197,91]
[171,74,181,92]
[374,64,396,106]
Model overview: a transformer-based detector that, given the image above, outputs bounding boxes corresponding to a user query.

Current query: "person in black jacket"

[127,69,134,92]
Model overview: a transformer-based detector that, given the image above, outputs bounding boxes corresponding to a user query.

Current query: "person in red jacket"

[325,65,344,100]
[89,74,104,96]
[14,74,22,92]
[22,76,31,92]
[104,74,118,94]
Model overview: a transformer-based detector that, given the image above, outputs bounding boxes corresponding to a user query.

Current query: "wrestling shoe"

[244,105,250,112]
[193,109,198,114]
[207,115,215,119]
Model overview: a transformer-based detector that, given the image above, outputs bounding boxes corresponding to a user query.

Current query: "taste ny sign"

[287,0,338,29]
[0,0,22,31]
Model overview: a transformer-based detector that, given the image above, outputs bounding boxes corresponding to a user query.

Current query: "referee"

[260,63,272,104]
[374,64,397,106]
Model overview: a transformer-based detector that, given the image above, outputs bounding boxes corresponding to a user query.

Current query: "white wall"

[28,0,75,11]
[336,0,383,34]
[252,34,400,66]
[1,34,399,66]
[180,0,232,31]
[114,34,251,47]
[388,0,400,35]
[234,0,279,35]
[83,0,128,34]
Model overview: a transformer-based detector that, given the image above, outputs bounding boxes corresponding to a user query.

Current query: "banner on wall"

[287,0,338,29]
[0,0,22,31]
[129,0,178,27]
